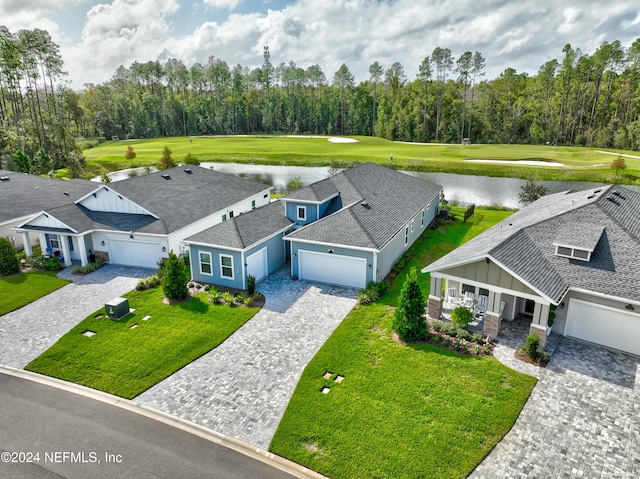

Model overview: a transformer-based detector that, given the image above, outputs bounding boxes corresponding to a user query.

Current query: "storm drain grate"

[322,371,333,380]
[321,387,330,394]
[82,330,96,337]
[334,375,344,383]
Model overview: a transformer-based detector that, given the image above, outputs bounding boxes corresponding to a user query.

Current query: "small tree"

[611,155,627,177]
[162,251,188,300]
[12,149,31,173]
[247,274,256,295]
[125,145,137,166]
[33,148,53,174]
[518,177,548,205]
[287,176,303,191]
[393,268,427,341]
[67,151,86,178]
[0,237,20,276]
[523,333,540,361]
[100,172,112,183]
[183,153,200,165]
[157,146,176,170]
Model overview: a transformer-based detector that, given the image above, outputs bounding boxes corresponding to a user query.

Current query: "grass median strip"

[269,208,537,479]
[0,271,71,316]
[25,287,259,399]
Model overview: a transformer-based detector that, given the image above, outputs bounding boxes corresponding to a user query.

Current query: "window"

[410,219,414,233]
[220,255,234,279]
[404,226,409,246]
[49,234,60,249]
[421,209,425,227]
[229,211,234,218]
[251,200,256,209]
[68,236,74,251]
[222,214,227,222]
[199,252,212,275]
[297,206,306,220]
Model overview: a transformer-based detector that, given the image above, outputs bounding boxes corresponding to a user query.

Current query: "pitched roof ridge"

[346,202,380,248]
[290,197,364,236]
[334,167,363,198]
[594,187,640,246]
[230,215,245,248]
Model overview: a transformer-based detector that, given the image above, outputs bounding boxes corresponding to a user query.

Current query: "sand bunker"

[464,159,564,167]
[285,135,359,143]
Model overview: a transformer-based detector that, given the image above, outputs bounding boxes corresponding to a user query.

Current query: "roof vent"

[606,196,620,205]
[63,192,70,196]
[594,189,602,193]
[0,176,9,181]
[184,168,192,173]
[612,191,624,198]
[161,174,171,180]
[587,195,595,199]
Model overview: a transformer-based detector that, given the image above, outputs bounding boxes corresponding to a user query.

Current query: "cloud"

[53,0,640,88]
[203,0,242,10]
[0,0,83,33]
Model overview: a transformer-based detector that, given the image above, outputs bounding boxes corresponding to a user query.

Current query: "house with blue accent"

[187,162,442,289]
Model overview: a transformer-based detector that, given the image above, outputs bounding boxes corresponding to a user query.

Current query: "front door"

[524,299,535,317]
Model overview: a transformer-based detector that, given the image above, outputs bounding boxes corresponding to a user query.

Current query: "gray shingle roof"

[185,201,292,250]
[286,163,442,249]
[553,223,604,251]
[424,185,640,303]
[107,166,271,232]
[0,170,96,223]
[284,176,339,202]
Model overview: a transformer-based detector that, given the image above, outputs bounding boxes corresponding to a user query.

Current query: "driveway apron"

[136,267,358,449]
[471,336,640,479]
[0,265,154,368]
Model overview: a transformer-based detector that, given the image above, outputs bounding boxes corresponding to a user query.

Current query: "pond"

[97,162,640,209]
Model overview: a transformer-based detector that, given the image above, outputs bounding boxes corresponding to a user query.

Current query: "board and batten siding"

[79,187,152,215]
[438,259,539,297]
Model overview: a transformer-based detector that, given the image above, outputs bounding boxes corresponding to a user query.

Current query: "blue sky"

[1,0,639,89]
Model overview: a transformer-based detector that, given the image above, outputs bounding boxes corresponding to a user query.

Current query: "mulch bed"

[514,349,549,368]
[392,330,496,357]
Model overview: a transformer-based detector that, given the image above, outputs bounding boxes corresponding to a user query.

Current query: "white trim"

[298,250,367,288]
[75,186,160,219]
[373,251,378,282]
[2,214,35,228]
[182,224,291,252]
[284,236,378,253]
[198,251,213,276]
[430,271,551,305]
[219,254,234,280]
[568,287,640,308]
[280,193,339,205]
[410,219,414,233]
[16,210,79,233]
[297,206,306,221]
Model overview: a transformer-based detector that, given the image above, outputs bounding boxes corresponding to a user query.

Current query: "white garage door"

[298,250,366,288]
[109,240,161,268]
[246,247,268,282]
[566,298,640,355]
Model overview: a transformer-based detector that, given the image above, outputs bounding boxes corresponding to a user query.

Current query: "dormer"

[281,179,341,226]
[553,224,604,262]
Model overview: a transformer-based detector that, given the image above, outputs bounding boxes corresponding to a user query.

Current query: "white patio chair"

[446,288,458,308]
[474,295,488,315]
[464,291,475,308]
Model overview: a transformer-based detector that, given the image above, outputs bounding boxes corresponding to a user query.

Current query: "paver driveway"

[0,265,154,368]
[136,267,357,449]
[471,335,640,479]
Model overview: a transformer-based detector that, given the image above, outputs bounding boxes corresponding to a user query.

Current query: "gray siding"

[377,195,439,281]
[289,241,374,283]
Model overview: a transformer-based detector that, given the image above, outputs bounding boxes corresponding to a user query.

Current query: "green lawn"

[269,208,537,479]
[26,287,259,399]
[0,270,70,316]
[77,135,640,184]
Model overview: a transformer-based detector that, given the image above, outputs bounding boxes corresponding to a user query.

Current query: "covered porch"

[427,273,555,347]
[16,228,94,268]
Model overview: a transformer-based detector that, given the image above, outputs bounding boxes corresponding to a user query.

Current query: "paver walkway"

[471,320,640,479]
[0,265,154,368]
[136,267,357,449]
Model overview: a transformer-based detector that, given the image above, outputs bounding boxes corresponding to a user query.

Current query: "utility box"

[105,297,130,320]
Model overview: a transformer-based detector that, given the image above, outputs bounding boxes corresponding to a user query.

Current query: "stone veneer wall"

[427,296,442,320]
[483,312,501,337]
[94,251,110,263]
[528,324,548,349]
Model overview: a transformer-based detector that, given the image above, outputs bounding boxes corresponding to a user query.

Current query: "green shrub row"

[357,281,390,305]
[70,258,105,275]
[27,255,65,271]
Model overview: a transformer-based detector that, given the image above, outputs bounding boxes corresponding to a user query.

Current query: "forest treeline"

[1,25,639,175]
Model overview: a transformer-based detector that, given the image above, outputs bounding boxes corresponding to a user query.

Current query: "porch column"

[60,234,72,267]
[528,302,550,348]
[483,291,503,337]
[427,276,443,319]
[77,235,88,266]
[21,231,32,257]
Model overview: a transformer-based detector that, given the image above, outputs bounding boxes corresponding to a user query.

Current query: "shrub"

[242,295,253,307]
[70,258,105,275]
[253,292,261,301]
[524,333,541,361]
[393,268,427,341]
[209,288,221,304]
[451,306,473,327]
[472,332,484,343]
[183,153,200,165]
[367,281,389,297]
[221,291,235,305]
[358,288,378,305]
[547,311,555,327]
[247,274,256,296]
[27,255,64,271]
[0,238,20,276]
[162,251,188,300]
[204,284,210,291]
[136,274,161,291]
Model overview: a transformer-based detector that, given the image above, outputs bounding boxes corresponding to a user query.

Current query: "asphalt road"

[0,373,296,479]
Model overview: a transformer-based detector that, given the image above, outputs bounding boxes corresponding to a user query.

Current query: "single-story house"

[4,166,272,268]
[187,162,442,289]
[422,185,640,355]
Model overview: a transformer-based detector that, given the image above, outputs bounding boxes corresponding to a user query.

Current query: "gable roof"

[286,162,442,250]
[185,200,292,250]
[424,185,640,304]
[106,166,271,233]
[0,170,96,223]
